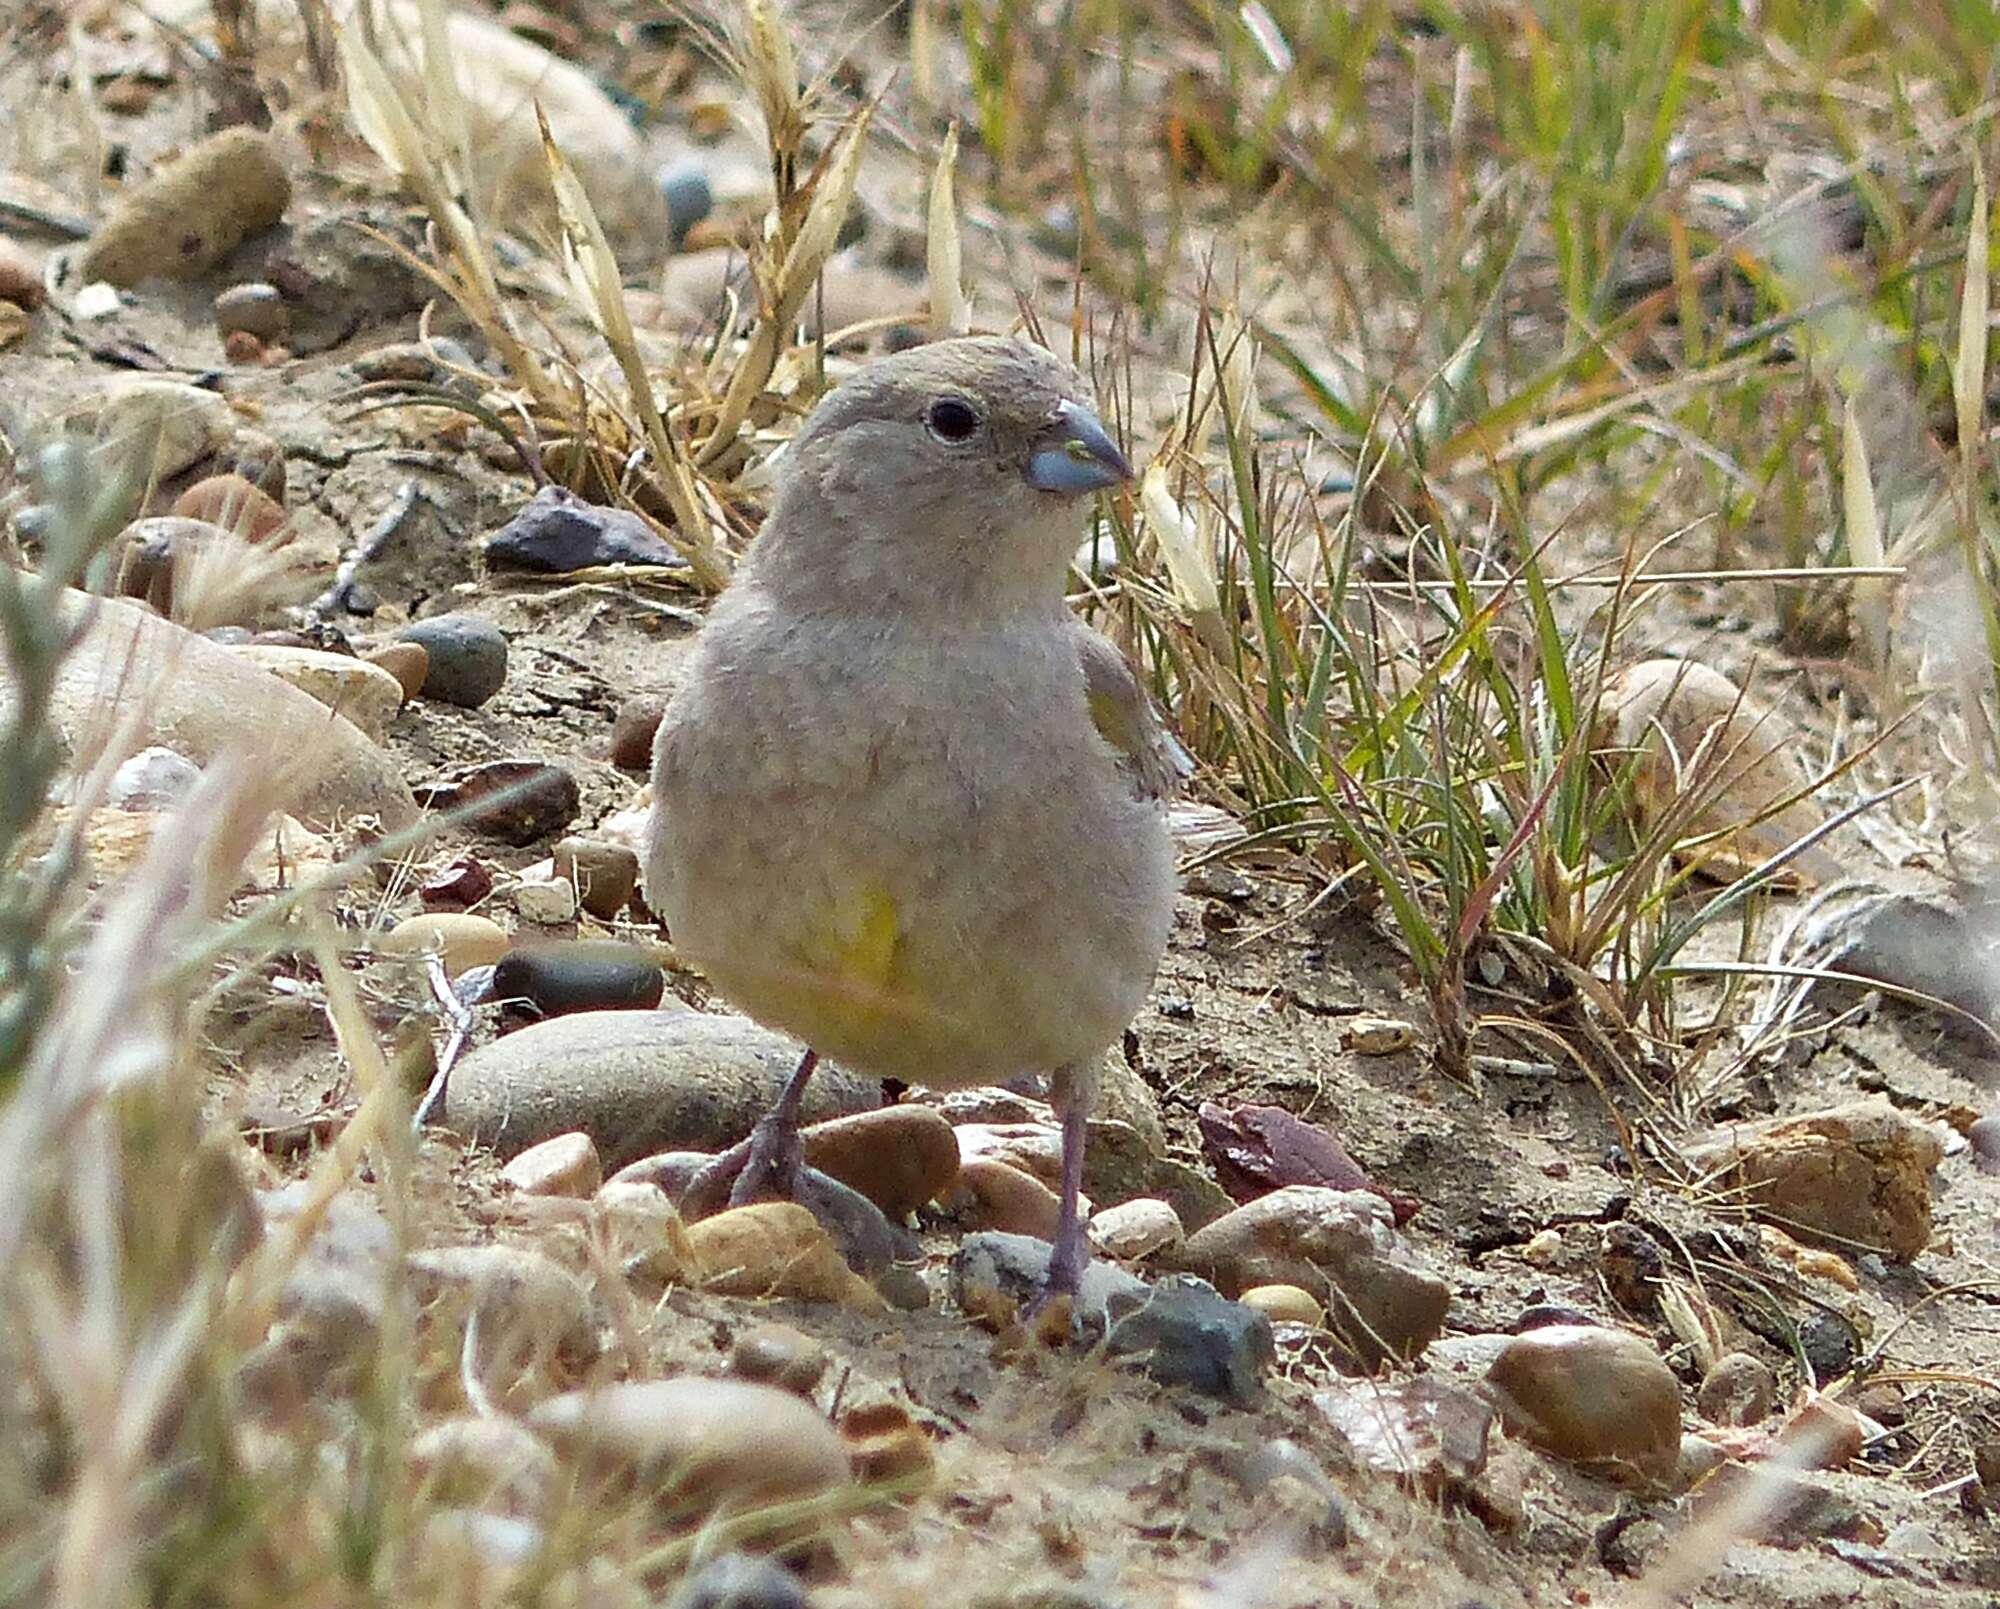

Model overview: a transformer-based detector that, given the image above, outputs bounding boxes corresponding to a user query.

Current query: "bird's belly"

[658,786,1172,1087]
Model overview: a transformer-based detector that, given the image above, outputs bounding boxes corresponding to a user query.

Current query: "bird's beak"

[1025,400,1134,495]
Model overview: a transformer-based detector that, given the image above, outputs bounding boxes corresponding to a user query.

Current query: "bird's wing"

[1071,625,1192,802]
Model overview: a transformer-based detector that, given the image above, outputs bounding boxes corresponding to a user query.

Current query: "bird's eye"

[924,396,981,444]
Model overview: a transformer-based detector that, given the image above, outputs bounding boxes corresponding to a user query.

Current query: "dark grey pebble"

[948,1231,1148,1335]
[399,613,508,707]
[493,940,664,1020]
[484,485,689,575]
[417,759,579,845]
[1104,1274,1275,1405]
[656,160,714,247]
[609,693,666,772]
[669,1552,807,1609]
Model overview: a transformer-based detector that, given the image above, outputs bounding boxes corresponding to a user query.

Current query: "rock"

[1486,1325,1681,1490]
[512,874,578,925]
[1598,659,1840,884]
[656,160,715,247]
[441,1009,876,1167]
[419,855,493,911]
[801,1105,959,1216]
[1698,1352,1777,1427]
[0,584,415,829]
[173,474,286,543]
[406,1243,601,1393]
[669,1552,808,1609]
[408,1417,557,1516]
[492,940,665,1019]
[364,641,428,701]
[609,694,665,772]
[1681,1098,1943,1262]
[499,1132,602,1198]
[398,613,509,707]
[685,1202,885,1308]
[530,1377,849,1514]
[117,515,225,614]
[0,234,45,308]
[727,1322,830,1396]
[0,299,28,351]
[1239,1283,1323,1327]
[418,760,579,845]
[949,1231,1149,1333]
[1972,1113,2000,1174]
[380,911,510,978]
[1087,1197,1184,1261]
[222,329,267,365]
[1832,892,2000,1024]
[484,484,689,573]
[1177,1186,1449,1367]
[1678,1433,1729,1486]
[1343,1015,1418,1055]
[954,1121,1064,1187]
[90,377,236,479]
[78,127,290,286]
[1314,1376,1494,1495]
[213,281,289,343]
[551,837,639,919]
[839,1398,935,1485]
[211,429,286,501]
[246,1187,392,1402]
[942,1157,1064,1238]
[1798,1310,1860,1381]
[1599,1221,1666,1312]
[1103,1275,1275,1404]
[107,744,201,810]
[1197,1101,1420,1223]
[230,645,404,740]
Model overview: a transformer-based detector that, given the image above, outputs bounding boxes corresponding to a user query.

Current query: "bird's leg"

[681,1047,819,1214]
[1024,1060,1095,1323]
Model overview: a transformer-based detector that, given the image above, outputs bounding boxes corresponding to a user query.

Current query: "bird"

[645,333,1183,1312]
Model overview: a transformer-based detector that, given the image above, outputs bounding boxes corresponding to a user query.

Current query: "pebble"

[1599,1221,1666,1312]
[364,641,429,701]
[949,1231,1148,1334]
[441,1008,875,1167]
[417,759,579,844]
[1485,1324,1682,1490]
[90,378,236,480]
[117,515,224,615]
[1967,1112,2000,1174]
[1520,1228,1564,1268]
[1197,1101,1419,1222]
[953,1120,1064,1187]
[490,940,665,1018]
[499,1131,601,1198]
[531,1377,849,1515]
[801,1105,959,1216]
[406,1243,601,1391]
[230,645,404,741]
[512,873,577,925]
[107,744,201,810]
[1798,1310,1860,1381]
[418,1509,541,1577]
[1314,1376,1495,1494]
[484,484,690,573]
[1178,1185,1450,1367]
[380,912,512,978]
[213,281,290,343]
[78,127,291,286]
[551,836,639,918]
[1238,1283,1323,1327]
[1682,1098,1942,1262]
[0,300,27,351]
[609,693,665,771]
[1697,1351,1777,1427]
[942,1157,1064,1239]
[656,159,715,246]
[419,855,494,910]
[172,474,286,543]
[18,586,415,829]
[212,429,287,502]
[1087,1197,1185,1261]
[398,613,509,707]
[408,1417,557,1516]
[668,1552,808,1609]
[727,1321,831,1396]
[1104,1275,1275,1405]
[222,329,266,365]
[687,1202,885,1308]
[0,235,45,309]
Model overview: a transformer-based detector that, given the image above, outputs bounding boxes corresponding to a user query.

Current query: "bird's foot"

[680,1110,805,1217]
[1014,1218,1090,1342]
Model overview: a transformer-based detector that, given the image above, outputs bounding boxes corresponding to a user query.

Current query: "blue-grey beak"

[1025,400,1134,495]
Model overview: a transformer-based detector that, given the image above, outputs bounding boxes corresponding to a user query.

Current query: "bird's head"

[750,335,1133,620]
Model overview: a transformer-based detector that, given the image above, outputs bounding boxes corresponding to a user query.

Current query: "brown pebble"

[1697,1351,1776,1427]
[499,1131,602,1198]
[1239,1284,1324,1327]
[223,329,265,365]
[366,641,430,701]
[212,429,287,501]
[727,1322,830,1395]
[79,127,291,287]
[1486,1325,1682,1490]
[173,474,286,544]
[840,1399,935,1486]
[0,301,27,351]
[214,280,290,342]
[379,912,511,978]
[686,1202,885,1309]
[801,1105,960,1217]
[0,235,45,309]
[610,694,666,771]
[551,836,640,920]
[941,1157,1064,1239]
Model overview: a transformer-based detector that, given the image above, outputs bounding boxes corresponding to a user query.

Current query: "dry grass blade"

[1955,144,1989,482]
[928,122,967,339]
[1840,395,1888,669]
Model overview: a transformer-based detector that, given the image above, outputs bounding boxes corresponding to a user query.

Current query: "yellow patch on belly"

[745,884,953,1054]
